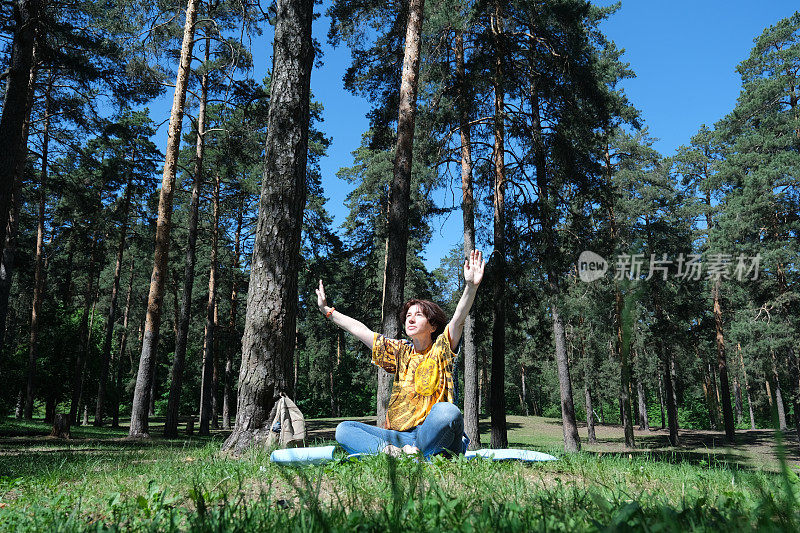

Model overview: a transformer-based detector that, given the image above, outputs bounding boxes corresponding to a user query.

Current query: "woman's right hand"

[315,280,375,348]
[316,280,328,313]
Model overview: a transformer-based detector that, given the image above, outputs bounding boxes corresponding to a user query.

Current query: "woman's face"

[405,304,436,342]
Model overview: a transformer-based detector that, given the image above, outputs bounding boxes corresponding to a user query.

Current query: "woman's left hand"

[464,249,485,287]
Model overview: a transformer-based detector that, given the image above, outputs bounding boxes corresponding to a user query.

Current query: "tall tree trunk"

[165,30,211,438]
[663,347,679,445]
[44,393,55,423]
[376,0,425,428]
[583,338,597,444]
[23,77,50,419]
[112,262,135,428]
[222,196,243,430]
[604,146,633,449]
[733,366,743,426]
[530,39,580,452]
[765,379,774,409]
[211,300,220,429]
[489,0,508,449]
[69,241,97,425]
[738,343,756,430]
[520,364,529,415]
[199,172,220,435]
[148,351,157,418]
[641,211,677,445]
[0,40,37,351]
[95,174,132,426]
[771,349,787,431]
[702,361,719,430]
[456,28,480,451]
[637,375,649,431]
[712,278,735,442]
[0,0,40,253]
[710,359,722,421]
[658,371,665,429]
[221,0,314,455]
[15,390,23,419]
[479,349,487,417]
[616,287,635,448]
[130,0,199,438]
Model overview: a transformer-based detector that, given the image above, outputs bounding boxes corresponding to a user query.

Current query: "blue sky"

[152,1,799,270]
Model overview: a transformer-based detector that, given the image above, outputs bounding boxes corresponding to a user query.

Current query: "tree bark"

[0,0,40,255]
[456,28,480,450]
[23,73,51,419]
[376,0,426,428]
[199,172,220,436]
[69,241,97,425]
[616,288,635,448]
[51,414,70,438]
[733,366,743,427]
[641,210,677,445]
[519,363,529,415]
[0,39,37,351]
[112,262,135,428]
[129,0,199,438]
[663,347,679,445]
[583,342,597,443]
[222,195,243,430]
[531,76,578,451]
[44,393,55,423]
[221,0,314,456]
[771,349,787,431]
[148,351,157,418]
[702,361,719,430]
[211,300,220,429]
[95,173,132,426]
[712,278,735,442]
[737,343,755,430]
[489,0,508,450]
[584,381,597,443]
[658,371,665,429]
[637,374,649,431]
[165,30,211,438]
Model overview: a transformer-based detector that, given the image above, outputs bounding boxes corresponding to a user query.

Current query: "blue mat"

[464,449,557,462]
[269,446,557,466]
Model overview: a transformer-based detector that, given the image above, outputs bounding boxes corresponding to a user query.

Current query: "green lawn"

[1,416,799,531]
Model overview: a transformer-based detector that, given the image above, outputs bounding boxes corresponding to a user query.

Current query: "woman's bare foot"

[382,444,403,457]
[382,444,419,457]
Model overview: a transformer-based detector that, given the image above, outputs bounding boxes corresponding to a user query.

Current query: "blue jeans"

[335,402,464,458]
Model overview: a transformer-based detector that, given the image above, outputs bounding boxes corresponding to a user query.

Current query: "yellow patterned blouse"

[371,328,455,431]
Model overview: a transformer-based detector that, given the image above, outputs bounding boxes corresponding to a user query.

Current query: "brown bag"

[267,393,306,448]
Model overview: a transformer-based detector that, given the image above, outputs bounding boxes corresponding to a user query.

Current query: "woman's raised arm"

[446,250,485,350]
[316,280,375,348]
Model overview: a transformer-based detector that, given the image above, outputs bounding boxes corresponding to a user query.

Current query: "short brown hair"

[401,299,447,340]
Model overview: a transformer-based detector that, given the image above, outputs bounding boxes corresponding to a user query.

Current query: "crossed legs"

[335,402,464,458]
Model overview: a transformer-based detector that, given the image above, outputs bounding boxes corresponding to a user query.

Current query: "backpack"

[267,393,306,448]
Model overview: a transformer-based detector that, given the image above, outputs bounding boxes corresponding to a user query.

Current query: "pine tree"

[0,0,41,260]
[714,12,800,443]
[129,0,200,438]
[222,0,315,455]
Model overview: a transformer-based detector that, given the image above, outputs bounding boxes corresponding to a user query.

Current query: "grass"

[1,415,799,531]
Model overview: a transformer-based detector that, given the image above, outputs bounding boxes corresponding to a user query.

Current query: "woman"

[316,250,485,458]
